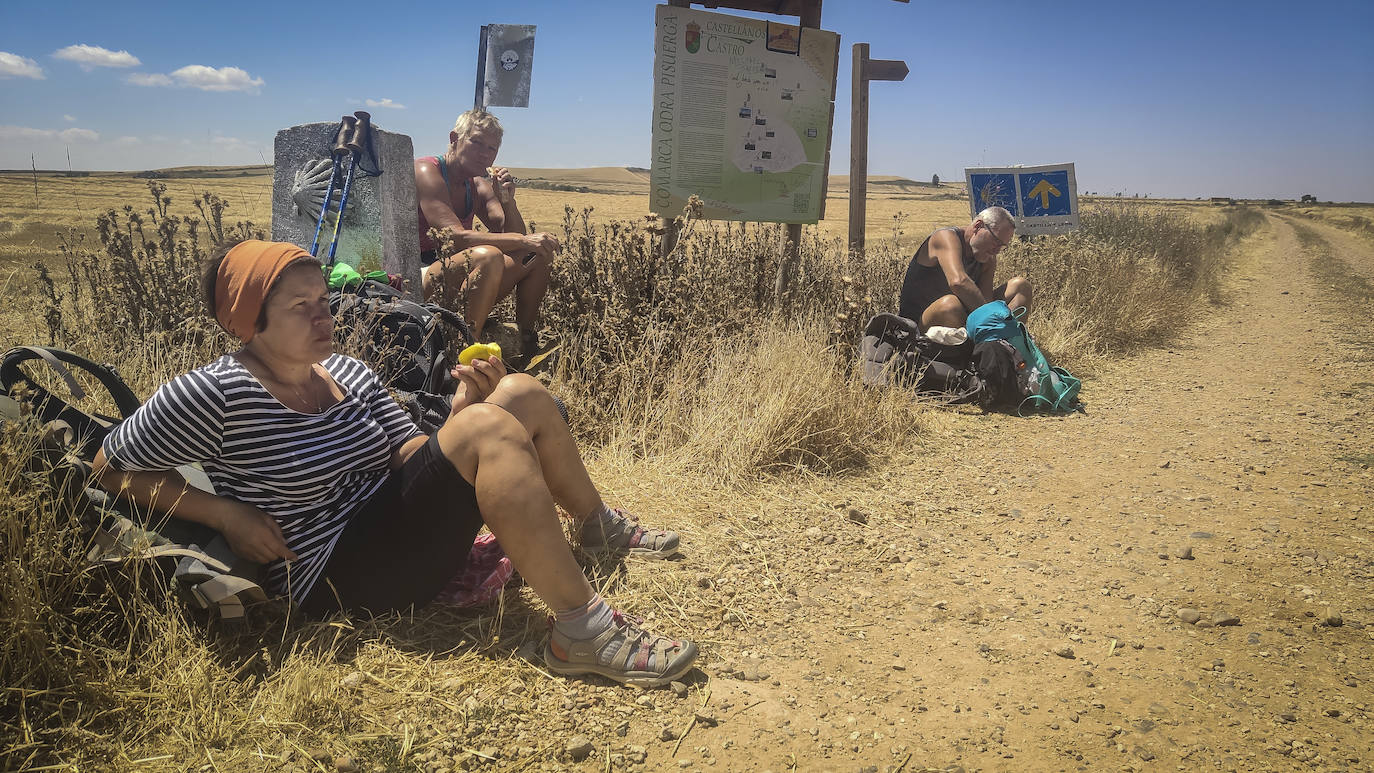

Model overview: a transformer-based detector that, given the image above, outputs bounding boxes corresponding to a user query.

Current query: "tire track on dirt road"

[695,215,1373,772]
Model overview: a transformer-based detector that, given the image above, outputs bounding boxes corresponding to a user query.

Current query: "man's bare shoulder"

[414,159,446,197]
[916,227,961,264]
[928,227,962,250]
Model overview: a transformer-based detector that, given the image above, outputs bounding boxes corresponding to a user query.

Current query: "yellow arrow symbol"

[1028,179,1061,209]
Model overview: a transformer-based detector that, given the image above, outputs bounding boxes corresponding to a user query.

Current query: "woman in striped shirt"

[93,240,697,689]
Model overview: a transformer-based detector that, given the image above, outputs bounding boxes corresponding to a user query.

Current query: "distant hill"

[0,164,967,197]
[826,175,964,194]
[0,165,271,179]
[507,166,650,194]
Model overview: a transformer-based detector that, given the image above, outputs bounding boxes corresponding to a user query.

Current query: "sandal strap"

[626,525,674,551]
[604,612,684,671]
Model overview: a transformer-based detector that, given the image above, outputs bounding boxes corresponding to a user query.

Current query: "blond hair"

[451,109,504,147]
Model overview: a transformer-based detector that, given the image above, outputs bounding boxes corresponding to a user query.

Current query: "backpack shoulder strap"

[1,346,141,420]
[424,303,473,346]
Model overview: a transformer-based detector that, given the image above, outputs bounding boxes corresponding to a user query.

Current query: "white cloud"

[365,98,405,109]
[126,65,264,92]
[127,72,173,87]
[0,125,53,140]
[63,114,76,122]
[59,128,99,142]
[0,52,44,79]
[115,136,140,144]
[0,125,99,142]
[53,44,140,70]
[170,65,263,92]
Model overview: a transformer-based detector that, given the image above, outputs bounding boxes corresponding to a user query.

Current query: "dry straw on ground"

[0,175,1265,769]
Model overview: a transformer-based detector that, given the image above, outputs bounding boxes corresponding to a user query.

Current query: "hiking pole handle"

[348,111,371,153]
[332,115,357,157]
[325,112,372,265]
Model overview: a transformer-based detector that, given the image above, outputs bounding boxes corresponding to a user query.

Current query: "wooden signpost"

[848,43,908,254]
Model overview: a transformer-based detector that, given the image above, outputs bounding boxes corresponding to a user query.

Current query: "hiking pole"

[308,115,356,257]
[324,110,371,266]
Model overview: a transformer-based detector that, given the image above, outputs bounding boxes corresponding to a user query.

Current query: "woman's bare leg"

[484,374,601,518]
[435,403,591,611]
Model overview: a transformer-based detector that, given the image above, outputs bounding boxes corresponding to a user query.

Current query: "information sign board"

[650,4,839,223]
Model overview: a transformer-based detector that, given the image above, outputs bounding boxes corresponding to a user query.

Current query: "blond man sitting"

[415,110,559,359]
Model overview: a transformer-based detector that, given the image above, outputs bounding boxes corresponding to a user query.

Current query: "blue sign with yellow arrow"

[1020,170,1071,216]
[964,163,1079,236]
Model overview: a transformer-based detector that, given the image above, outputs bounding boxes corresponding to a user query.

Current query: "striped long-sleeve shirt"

[101,353,423,600]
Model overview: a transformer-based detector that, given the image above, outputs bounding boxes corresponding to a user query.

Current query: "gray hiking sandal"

[543,611,699,689]
[579,507,681,559]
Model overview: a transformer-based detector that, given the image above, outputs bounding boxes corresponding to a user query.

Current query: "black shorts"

[299,434,484,617]
[420,249,438,266]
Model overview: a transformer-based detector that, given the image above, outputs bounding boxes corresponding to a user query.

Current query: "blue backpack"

[966,301,1082,415]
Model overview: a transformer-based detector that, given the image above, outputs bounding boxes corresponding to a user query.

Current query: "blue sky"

[2,0,1371,201]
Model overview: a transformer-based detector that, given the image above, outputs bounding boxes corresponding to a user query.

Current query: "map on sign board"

[965,163,1079,236]
[650,4,839,223]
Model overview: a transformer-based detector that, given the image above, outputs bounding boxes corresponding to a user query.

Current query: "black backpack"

[859,313,987,405]
[969,340,1036,411]
[330,279,473,394]
[1,346,267,619]
[0,346,141,460]
[331,279,569,433]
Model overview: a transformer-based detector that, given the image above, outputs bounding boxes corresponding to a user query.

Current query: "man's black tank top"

[897,227,983,320]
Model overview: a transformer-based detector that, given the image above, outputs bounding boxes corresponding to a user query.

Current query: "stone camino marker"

[271,122,423,297]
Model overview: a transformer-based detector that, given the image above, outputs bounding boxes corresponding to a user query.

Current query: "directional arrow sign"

[1020,169,1073,217]
[864,59,908,81]
[965,163,1079,235]
[1028,178,1061,209]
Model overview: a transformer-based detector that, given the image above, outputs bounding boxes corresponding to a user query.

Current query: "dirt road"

[326,214,1370,773]
[671,214,1373,772]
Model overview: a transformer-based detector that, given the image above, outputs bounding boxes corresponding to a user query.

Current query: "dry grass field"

[0,164,1227,300]
[1290,202,1374,240]
[0,165,971,345]
[8,166,1371,772]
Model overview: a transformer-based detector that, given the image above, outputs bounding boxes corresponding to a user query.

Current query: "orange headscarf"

[214,240,314,342]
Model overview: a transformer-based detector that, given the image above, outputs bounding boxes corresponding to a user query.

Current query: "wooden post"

[659,217,681,260]
[849,43,869,255]
[773,0,823,306]
[846,48,907,255]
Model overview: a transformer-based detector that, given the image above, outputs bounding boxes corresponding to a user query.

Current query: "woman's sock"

[553,593,615,641]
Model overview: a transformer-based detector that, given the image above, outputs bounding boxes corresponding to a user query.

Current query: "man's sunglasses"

[981,221,1008,249]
